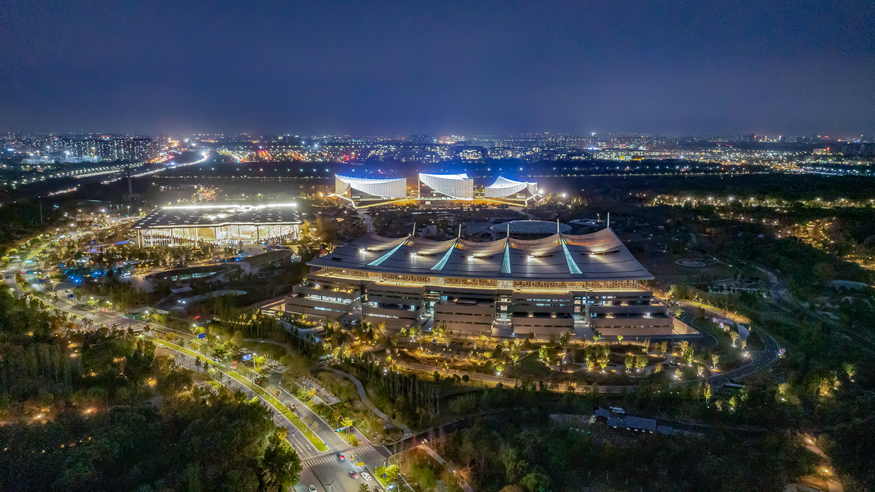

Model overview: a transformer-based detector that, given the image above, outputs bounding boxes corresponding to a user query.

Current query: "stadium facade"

[133,203,301,247]
[485,177,540,201]
[330,173,542,205]
[419,173,474,200]
[334,174,407,201]
[285,226,672,338]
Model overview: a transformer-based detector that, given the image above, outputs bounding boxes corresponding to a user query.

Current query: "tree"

[499,486,524,492]
[592,332,601,344]
[340,416,354,436]
[519,471,551,492]
[729,330,739,347]
[598,359,608,371]
[740,339,747,351]
[559,331,570,347]
[261,431,302,491]
[495,363,505,374]
[624,354,634,372]
[710,353,719,369]
[510,345,521,364]
[616,334,624,345]
[819,378,831,396]
[843,362,856,382]
[777,382,790,400]
[359,484,370,492]
[538,346,550,362]
[634,353,648,371]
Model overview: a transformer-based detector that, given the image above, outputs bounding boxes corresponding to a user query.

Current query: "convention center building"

[132,203,302,247]
[285,225,672,339]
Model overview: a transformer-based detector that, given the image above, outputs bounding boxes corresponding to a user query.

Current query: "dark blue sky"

[1,0,873,136]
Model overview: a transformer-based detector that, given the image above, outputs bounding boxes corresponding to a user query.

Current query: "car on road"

[350,472,359,479]
[307,485,317,492]
[362,472,372,481]
[337,452,345,461]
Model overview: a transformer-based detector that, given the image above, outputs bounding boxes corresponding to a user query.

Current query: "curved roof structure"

[335,174,406,199]
[309,227,652,281]
[419,173,474,200]
[485,176,539,198]
[133,203,301,230]
[489,220,572,236]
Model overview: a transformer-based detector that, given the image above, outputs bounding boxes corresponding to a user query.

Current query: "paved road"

[5,235,391,492]
[157,347,391,492]
[675,304,780,387]
[162,347,322,458]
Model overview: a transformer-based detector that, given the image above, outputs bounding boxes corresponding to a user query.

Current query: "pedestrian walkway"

[301,443,376,468]
[419,444,473,492]
[322,367,412,436]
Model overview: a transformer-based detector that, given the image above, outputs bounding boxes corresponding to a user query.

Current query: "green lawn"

[150,337,328,452]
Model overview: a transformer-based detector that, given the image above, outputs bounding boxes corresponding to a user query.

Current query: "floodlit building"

[133,203,301,247]
[285,226,672,338]
[334,174,407,201]
[419,173,474,200]
[485,176,540,202]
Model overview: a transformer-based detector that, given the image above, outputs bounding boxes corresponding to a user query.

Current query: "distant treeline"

[538,171,875,202]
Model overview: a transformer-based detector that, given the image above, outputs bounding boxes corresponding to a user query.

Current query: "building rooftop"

[490,220,572,236]
[309,227,653,281]
[133,203,302,230]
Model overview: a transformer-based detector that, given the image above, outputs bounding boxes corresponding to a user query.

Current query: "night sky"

[1,0,873,136]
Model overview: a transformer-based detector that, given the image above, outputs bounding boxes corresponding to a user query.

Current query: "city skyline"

[1,1,874,136]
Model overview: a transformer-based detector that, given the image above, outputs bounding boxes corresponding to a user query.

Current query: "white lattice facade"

[335,175,407,199]
[485,177,539,199]
[419,173,474,200]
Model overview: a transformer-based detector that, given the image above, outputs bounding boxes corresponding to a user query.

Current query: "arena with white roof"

[485,176,540,201]
[419,173,474,200]
[133,203,302,247]
[335,174,407,201]
[286,225,671,338]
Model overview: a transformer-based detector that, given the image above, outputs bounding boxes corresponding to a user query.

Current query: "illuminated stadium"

[133,203,302,247]
[334,174,407,202]
[485,176,541,202]
[285,225,672,338]
[419,173,474,200]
